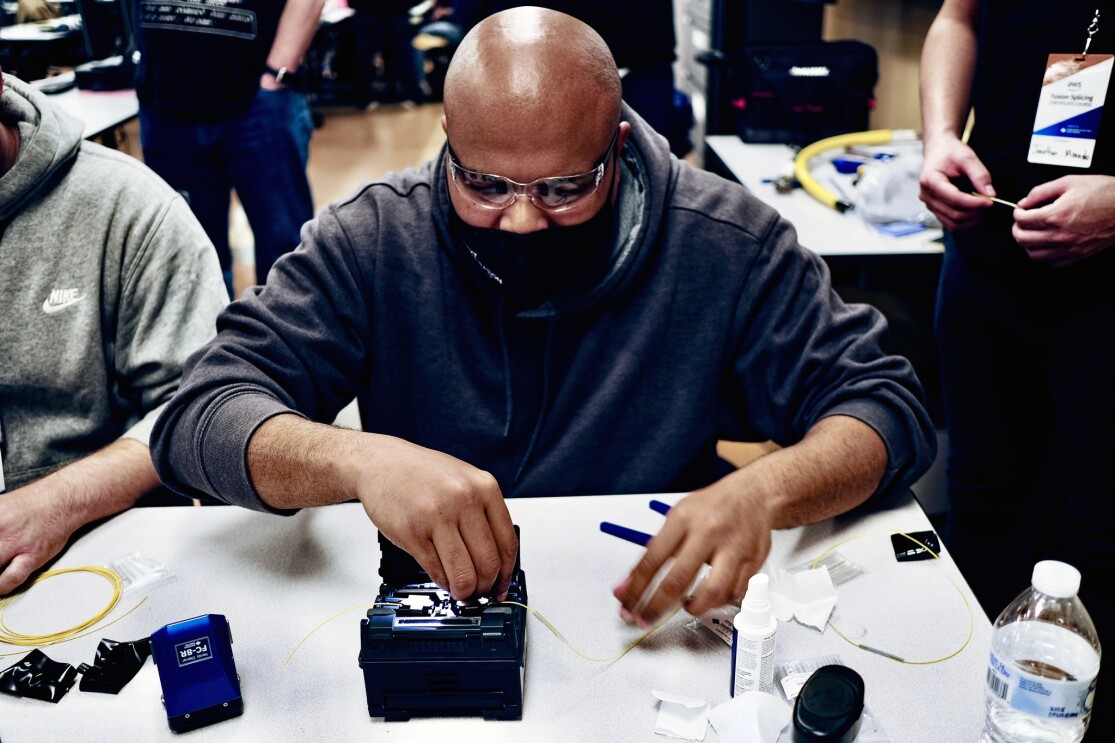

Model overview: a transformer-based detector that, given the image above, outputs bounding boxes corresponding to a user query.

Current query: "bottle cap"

[738,573,772,630]
[1032,560,1080,598]
[792,665,864,742]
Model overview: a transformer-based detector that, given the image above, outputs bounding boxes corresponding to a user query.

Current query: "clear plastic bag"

[105,552,175,595]
[852,155,940,227]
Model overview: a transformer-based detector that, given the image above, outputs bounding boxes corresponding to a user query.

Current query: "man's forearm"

[734,415,889,530]
[246,413,378,510]
[39,438,162,526]
[0,438,162,594]
[267,0,326,71]
[920,0,980,147]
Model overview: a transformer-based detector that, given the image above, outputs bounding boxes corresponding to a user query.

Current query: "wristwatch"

[264,64,295,87]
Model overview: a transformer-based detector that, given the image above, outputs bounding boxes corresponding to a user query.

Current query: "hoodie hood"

[431,102,678,320]
[0,75,84,222]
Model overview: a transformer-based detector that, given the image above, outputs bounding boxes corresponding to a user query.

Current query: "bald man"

[153,8,935,627]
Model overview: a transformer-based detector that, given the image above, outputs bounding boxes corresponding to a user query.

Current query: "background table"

[0,15,84,83]
[29,72,138,142]
[0,494,991,741]
[704,136,943,258]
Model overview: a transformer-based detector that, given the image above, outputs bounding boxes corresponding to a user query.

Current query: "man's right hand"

[352,437,518,601]
[919,135,995,231]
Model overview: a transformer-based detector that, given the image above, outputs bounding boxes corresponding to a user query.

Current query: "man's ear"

[440,114,448,135]
[615,121,632,153]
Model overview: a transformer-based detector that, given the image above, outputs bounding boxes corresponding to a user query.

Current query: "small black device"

[792,664,865,742]
[891,530,941,562]
[358,530,527,721]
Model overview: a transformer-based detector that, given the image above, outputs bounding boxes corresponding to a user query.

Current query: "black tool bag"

[725,40,878,145]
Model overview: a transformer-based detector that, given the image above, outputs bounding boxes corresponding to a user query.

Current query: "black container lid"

[792,665,865,742]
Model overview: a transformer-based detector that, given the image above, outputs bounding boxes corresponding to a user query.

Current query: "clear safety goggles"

[447,128,619,212]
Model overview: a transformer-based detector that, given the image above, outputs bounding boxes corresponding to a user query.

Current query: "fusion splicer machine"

[359,529,527,721]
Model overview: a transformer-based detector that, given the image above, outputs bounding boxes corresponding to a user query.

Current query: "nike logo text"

[42,288,85,314]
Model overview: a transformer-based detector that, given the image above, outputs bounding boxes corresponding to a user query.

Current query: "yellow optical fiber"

[283,603,378,666]
[0,566,147,655]
[811,530,975,665]
[0,595,148,658]
[285,600,682,666]
[499,600,681,663]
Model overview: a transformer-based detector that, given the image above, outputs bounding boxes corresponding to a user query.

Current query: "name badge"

[1028,53,1113,168]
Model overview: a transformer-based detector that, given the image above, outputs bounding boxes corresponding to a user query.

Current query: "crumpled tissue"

[769,565,837,631]
[708,691,792,743]
[653,689,710,740]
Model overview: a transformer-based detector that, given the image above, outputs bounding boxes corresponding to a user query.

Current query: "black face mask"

[453,200,617,312]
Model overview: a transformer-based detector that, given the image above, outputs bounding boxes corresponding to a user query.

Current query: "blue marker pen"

[599,522,653,547]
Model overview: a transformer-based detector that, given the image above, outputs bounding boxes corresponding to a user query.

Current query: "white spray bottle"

[731,572,777,696]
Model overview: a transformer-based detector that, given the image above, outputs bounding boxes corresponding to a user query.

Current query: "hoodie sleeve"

[151,206,373,511]
[115,195,228,446]
[726,216,937,506]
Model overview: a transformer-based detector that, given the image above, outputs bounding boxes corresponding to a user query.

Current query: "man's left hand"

[613,479,772,627]
[1013,175,1115,266]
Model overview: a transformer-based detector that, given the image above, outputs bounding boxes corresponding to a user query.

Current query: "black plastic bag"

[78,638,151,694]
[0,649,78,703]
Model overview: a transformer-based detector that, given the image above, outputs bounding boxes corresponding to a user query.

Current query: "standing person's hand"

[1012,175,1115,266]
[919,135,995,231]
[353,437,519,601]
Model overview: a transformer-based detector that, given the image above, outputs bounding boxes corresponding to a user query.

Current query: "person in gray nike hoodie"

[153,9,936,627]
[0,70,228,595]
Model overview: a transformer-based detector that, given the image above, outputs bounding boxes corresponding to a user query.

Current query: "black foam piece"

[0,649,78,703]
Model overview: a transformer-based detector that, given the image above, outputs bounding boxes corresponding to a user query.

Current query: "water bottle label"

[987,651,1097,719]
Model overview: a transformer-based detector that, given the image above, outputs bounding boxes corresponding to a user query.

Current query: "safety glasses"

[447,128,619,212]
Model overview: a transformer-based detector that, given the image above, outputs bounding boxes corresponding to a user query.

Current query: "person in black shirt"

[134,0,324,294]
[920,3,1114,736]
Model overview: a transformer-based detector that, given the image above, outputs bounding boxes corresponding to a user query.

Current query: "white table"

[0,494,990,742]
[30,72,138,141]
[705,135,944,258]
[0,15,80,43]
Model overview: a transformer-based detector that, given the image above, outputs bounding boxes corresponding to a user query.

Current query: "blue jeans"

[139,87,314,287]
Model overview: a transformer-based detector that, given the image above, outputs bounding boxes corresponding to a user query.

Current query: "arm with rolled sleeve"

[152,205,520,603]
[617,216,936,625]
[152,206,373,511]
[1,196,226,595]
[727,218,935,500]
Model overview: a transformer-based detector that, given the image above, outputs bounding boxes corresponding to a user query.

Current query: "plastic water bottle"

[981,560,1101,743]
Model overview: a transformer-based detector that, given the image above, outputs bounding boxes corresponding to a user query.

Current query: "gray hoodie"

[0,74,227,492]
[154,104,935,510]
